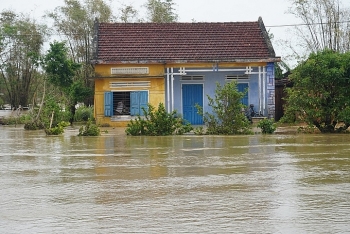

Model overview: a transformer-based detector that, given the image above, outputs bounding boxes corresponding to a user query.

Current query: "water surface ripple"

[0,126,349,233]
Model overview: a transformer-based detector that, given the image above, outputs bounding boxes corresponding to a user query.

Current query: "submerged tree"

[197,81,252,135]
[0,10,47,108]
[282,49,350,133]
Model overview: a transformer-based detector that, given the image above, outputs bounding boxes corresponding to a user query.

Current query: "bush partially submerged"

[78,119,100,136]
[1,114,31,126]
[45,121,70,135]
[257,118,276,134]
[24,121,44,130]
[196,81,252,135]
[126,103,193,136]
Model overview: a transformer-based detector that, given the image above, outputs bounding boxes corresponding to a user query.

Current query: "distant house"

[91,17,280,127]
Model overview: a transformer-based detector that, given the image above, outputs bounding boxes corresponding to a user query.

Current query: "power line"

[1,21,350,37]
[266,20,350,28]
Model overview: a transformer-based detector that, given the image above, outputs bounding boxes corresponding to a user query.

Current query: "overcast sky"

[0,0,327,67]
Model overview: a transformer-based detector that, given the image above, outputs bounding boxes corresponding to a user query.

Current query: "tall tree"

[0,11,47,108]
[144,0,178,23]
[119,4,139,23]
[289,0,350,53]
[47,0,114,105]
[43,41,91,125]
[283,49,350,133]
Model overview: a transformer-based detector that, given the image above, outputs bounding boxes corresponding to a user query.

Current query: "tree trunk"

[69,102,76,125]
[49,111,54,128]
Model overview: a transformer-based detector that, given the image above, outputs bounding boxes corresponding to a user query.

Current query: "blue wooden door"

[237,83,249,106]
[182,84,203,125]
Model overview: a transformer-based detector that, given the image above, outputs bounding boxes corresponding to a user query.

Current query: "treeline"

[0,0,178,111]
[1,0,350,134]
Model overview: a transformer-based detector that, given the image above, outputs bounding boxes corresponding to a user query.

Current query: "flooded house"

[91,17,280,127]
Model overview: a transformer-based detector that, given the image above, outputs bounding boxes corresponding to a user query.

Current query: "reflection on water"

[0,126,349,233]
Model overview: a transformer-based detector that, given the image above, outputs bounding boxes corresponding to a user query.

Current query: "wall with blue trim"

[266,62,275,118]
[169,67,263,117]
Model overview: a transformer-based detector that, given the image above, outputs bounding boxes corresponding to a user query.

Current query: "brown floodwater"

[0,125,349,233]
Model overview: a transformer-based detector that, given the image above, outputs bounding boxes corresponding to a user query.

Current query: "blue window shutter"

[130,91,138,116]
[104,92,113,116]
[139,91,148,116]
[130,91,149,116]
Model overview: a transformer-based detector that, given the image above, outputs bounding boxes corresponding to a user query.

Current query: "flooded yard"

[0,125,349,233]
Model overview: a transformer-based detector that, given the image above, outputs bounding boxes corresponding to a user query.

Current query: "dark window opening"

[113,92,130,115]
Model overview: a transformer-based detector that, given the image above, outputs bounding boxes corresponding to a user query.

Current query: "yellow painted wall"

[95,64,165,78]
[94,63,165,127]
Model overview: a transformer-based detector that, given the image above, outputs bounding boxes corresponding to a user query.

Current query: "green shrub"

[297,125,319,134]
[126,119,145,136]
[197,81,252,135]
[41,98,71,128]
[257,118,277,134]
[1,116,16,125]
[75,106,93,122]
[45,121,70,135]
[20,114,32,123]
[24,121,44,130]
[78,119,100,136]
[193,126,206,135]
[125,103,193,136]
[1,113,31,126]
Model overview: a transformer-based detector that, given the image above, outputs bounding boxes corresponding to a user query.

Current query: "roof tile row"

[94,20,278,64]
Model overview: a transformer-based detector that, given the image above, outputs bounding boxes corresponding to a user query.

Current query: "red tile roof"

[93,17,279,64]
